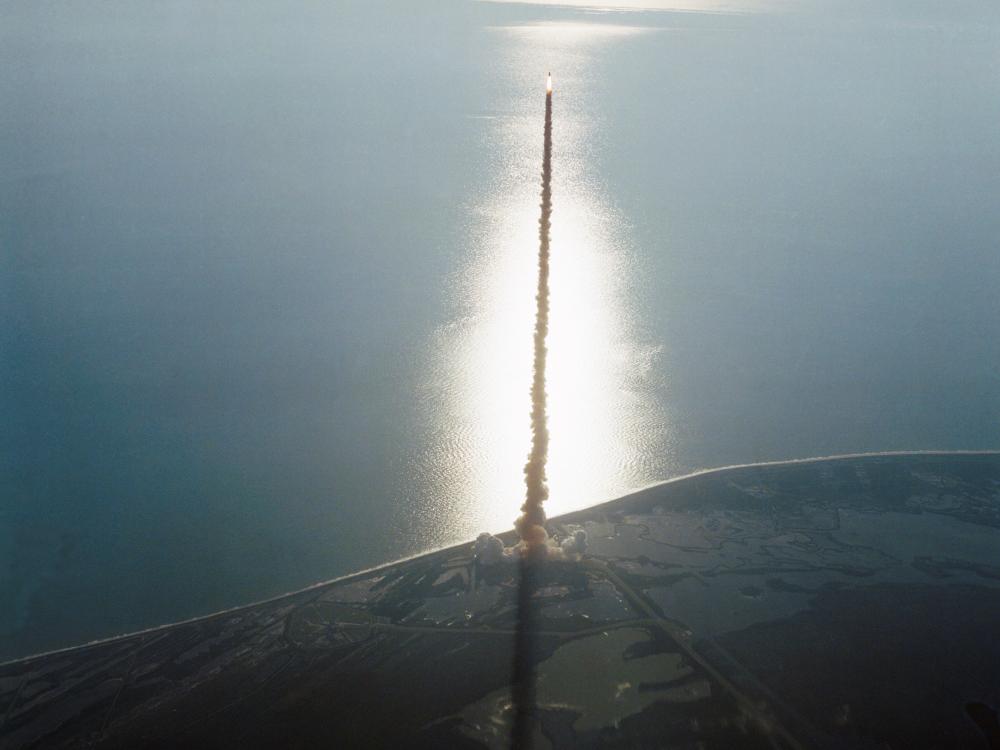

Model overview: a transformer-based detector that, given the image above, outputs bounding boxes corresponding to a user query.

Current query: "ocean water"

[3,0,999,660]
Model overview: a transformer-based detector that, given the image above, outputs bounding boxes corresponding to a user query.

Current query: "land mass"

[2,452,1000,749]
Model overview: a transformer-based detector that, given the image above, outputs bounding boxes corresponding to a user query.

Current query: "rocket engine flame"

[546,72,552,94]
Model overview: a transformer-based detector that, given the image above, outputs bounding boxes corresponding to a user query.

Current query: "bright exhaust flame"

[546,72,552,94]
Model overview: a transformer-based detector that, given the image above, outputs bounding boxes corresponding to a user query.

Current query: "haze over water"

[3,0,1000,660]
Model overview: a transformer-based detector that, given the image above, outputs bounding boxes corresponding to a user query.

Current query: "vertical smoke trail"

[511,73,553,750]
[514,75,553,551]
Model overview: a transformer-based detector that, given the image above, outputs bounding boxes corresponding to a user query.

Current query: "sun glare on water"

[416,23,670,541]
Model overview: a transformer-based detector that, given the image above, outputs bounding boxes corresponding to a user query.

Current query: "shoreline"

[5,447,999,668]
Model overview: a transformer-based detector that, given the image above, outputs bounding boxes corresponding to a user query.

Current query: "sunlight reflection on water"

[414,22,672,539]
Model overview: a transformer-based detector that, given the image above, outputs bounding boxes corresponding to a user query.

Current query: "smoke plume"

[514,80,553,552]
[510,76,554,750]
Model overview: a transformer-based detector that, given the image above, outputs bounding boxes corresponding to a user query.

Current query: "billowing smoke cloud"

[514,77,554,553]
[472,532,507,566]
[559,529,588,557]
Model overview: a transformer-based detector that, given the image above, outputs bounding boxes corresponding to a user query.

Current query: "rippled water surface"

[4,0,1000,659]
